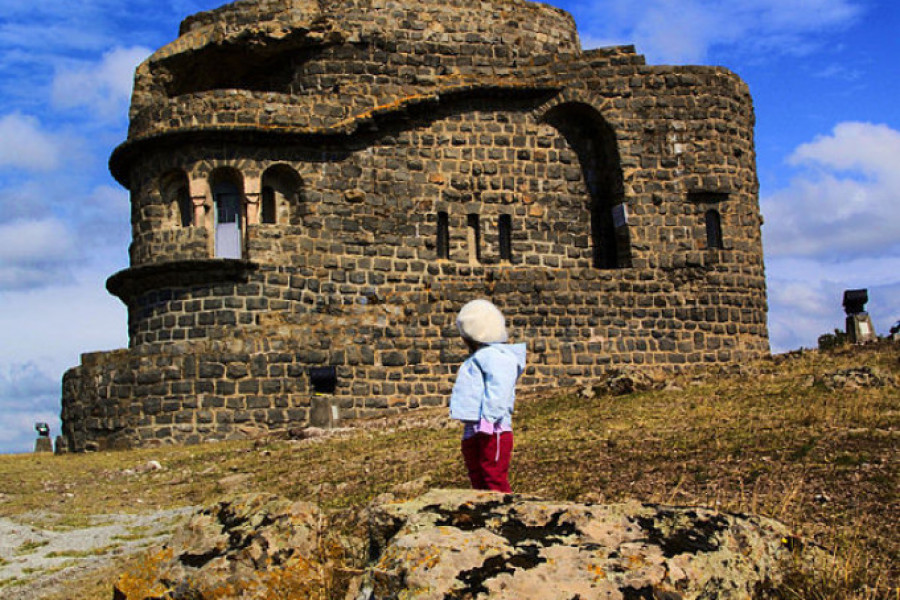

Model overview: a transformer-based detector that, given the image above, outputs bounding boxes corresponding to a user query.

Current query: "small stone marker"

[34,422,52,453]
[843,289,877,344]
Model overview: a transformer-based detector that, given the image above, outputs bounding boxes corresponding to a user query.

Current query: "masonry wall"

[64,265,766,450]
[61,0,768,451]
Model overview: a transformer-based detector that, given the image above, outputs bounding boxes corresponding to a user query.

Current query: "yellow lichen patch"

[588,563,607,581]
[113,547,175,600]
[625,553,650,570]
[195,555,329,600]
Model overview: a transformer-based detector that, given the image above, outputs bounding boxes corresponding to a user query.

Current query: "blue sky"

[1,0,898,454]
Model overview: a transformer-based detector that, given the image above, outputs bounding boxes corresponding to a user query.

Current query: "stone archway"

[540,101,629,269]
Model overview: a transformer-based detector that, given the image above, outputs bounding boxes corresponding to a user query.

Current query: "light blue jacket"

[449,343,527,427]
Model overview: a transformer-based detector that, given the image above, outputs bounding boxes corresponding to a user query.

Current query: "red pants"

[461,432,513,493]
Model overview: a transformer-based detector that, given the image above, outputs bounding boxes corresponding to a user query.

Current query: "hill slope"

[0,342,897,599]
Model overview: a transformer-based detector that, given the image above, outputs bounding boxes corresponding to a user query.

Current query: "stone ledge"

[107,259,258,305]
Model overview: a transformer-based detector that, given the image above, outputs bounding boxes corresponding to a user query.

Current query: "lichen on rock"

[113,493,338,600]
[356,489,822,600]
[111,490,824,599]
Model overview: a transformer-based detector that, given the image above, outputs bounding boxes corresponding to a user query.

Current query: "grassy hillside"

[1,341,897,599]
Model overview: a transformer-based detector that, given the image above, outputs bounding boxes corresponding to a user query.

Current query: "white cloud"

[0,362,58,404]
[0,217,82,290]
[0,113,62,170]
[74,185,131,249]
[767,258,900,352]
[0,408,61,455]
[0,268,128,452]
[762,122,900,259]
[0,218,75,262]
[789,121,900,176]
[576,0,862,63]
[762,122,900,351]
[52,46,151,119]
[0,361,63,454]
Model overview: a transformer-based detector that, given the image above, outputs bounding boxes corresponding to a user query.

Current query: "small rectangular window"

[467,214,481,264]
[705,209,724,249]
[309,366,337,395]
[498,214,512,262]
[437,211,449,259]
[689,191,729,204]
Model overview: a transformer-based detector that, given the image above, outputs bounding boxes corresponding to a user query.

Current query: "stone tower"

[61,0,768,451]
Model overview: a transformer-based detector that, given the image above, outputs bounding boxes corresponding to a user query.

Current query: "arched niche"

[541,102,630,269]
[159,169,191,227]
[208,167,245,259]
[260,164,302,225]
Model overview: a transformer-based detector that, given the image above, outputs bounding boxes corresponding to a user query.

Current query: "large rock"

[357,489,813,600]
[113,490,821,599]
[113,493,330,600]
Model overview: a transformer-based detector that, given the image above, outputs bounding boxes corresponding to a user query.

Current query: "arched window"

[467,214,481,264]
[498,214,512,262]
[436,211,449,259]
[177,187,192,227]
[705,209,723,249]
[209,168,245,259]
[160,170,191,227]
[261,186,276,224]
[261,164,302,225]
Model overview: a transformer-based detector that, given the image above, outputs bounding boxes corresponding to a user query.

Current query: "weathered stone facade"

[62,0,768,451]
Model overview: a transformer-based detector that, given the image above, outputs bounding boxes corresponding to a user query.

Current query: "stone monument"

[34,422,52,453]
[843,289,876,344]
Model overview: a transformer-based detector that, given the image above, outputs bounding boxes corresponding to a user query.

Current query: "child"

[449,299,527,493]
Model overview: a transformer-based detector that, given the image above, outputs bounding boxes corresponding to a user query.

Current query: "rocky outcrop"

[114,490,819,599]
[358,489,813,600]
[818,366,897,390]
[113,493,339,600]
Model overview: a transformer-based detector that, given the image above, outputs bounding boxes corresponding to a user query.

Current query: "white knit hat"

[456,299,508,344]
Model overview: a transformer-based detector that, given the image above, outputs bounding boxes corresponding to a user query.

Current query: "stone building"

[61,0,768,451]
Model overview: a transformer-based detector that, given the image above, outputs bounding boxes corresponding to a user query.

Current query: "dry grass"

[0,342,897,599]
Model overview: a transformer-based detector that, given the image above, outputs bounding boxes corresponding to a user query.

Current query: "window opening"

[216,192,241,224]
[498,214,512,262]
[213,179,243,259]
[543,103,628,269]
[177,186,192,227]
[467,214,481,264]
[309,366,337,395]
[705,209,724,249]
[689,191,729,204]
[261,186,276,224]
[437,211,449,259]
[261,165,302,226]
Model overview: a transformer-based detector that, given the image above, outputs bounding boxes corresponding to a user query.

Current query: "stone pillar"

[846,313,876,344]
[189,177,210,228]
[310,397,340,429]
[245,176,261,226]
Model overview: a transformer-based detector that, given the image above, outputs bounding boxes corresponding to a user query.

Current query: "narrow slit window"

[437,211,449,259]
[705,209,724,249]
[261,186,276,224]
[498,214,512,262]
[467,213,481,264]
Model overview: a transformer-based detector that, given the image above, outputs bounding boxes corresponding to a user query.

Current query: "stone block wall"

[61,0,768,451]
[65,263,765,450]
